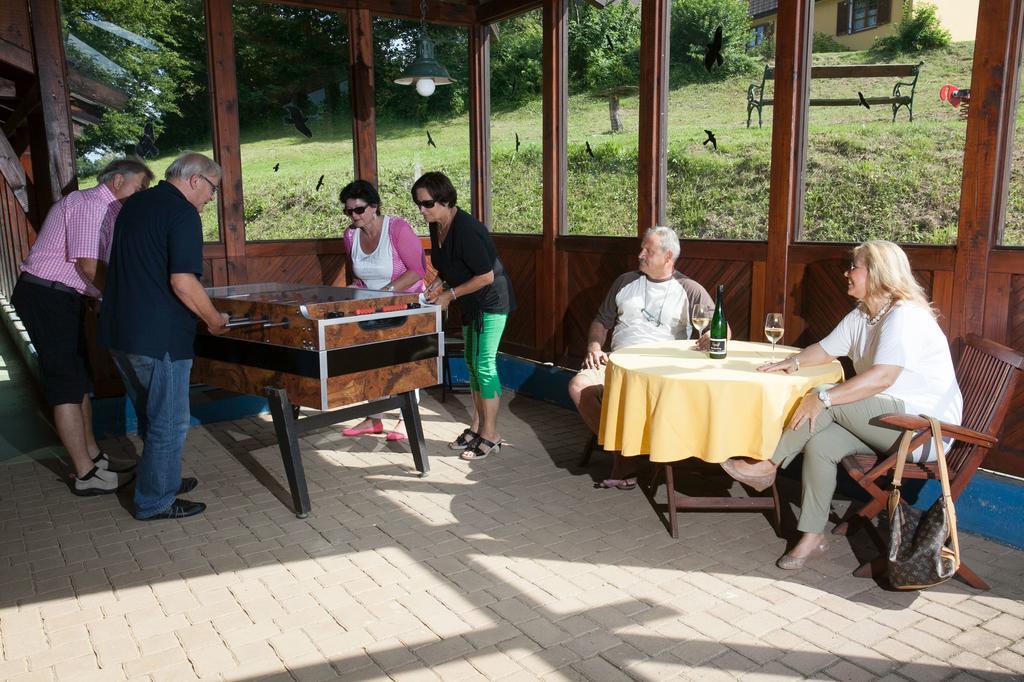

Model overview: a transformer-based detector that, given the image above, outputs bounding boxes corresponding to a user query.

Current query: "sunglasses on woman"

[414,199,437,209]
[343,205,371,217]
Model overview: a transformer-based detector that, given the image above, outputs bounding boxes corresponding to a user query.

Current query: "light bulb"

[415,78,436,97]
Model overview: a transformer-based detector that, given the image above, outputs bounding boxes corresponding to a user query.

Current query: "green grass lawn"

[89,41,1024,246]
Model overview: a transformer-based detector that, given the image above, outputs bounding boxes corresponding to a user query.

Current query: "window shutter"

[878,0,892,25]
[837,1,851,35]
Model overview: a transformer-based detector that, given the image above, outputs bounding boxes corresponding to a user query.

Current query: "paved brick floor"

[1,387,1023,681]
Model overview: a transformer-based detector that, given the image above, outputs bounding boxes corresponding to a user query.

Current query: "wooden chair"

[834,334,1024,590]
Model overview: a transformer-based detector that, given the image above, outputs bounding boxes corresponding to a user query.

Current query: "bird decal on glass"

[703,129,717,151]
[283,104,313,138]
[134,121,159,159]
[704,26,724,73]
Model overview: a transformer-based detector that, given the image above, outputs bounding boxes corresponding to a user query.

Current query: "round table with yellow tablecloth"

[598,340,845,463]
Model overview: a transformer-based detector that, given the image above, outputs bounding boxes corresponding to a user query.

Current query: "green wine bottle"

[709,284,727,359]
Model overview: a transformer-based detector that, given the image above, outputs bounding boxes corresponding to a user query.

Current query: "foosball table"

[191,283,443,517]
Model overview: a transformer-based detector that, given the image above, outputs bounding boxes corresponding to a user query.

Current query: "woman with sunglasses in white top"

[339,179,427,441]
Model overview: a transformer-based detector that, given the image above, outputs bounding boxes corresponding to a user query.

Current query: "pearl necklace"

[862,298,895,326]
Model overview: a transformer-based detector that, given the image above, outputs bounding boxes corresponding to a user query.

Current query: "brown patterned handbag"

[886,416,961,590]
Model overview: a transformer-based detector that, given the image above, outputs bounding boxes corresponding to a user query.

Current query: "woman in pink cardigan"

[340,180,427,440]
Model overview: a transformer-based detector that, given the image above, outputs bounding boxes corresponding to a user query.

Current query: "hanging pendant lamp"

[394,0,453,97]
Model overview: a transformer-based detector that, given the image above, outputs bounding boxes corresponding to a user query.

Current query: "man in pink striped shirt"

[12,157,153,496]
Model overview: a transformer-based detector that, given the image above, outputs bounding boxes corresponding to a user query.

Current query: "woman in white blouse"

[339,180,426,440]
[722,241,962,570]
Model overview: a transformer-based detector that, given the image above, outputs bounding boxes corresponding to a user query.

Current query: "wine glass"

[764,313,784,361]
[691,304,712,340]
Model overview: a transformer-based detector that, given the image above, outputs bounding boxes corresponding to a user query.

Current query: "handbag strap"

[891,416,960,564]
[926,416,960,565]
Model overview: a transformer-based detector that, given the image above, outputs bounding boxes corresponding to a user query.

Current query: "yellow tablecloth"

[598,340,845,463]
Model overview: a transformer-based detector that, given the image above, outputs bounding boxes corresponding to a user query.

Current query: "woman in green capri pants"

[722,240,962,570]
[415,172,516,461]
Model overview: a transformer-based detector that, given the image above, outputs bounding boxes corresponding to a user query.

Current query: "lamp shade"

[394,33,453,87]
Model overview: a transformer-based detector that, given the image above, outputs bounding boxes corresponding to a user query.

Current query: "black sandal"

[448,428,479,450]
[460,436,504,461]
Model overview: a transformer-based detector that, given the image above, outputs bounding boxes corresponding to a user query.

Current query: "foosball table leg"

[399,391,430,477]
[266,387,312,517]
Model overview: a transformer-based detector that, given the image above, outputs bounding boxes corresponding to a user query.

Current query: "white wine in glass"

[764,313,784,360]
[691,304,712,339]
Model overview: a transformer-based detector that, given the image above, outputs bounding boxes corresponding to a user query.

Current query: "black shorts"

[10,278,93,406]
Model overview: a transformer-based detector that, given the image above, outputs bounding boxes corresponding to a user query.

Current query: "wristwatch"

[817,390,833,409]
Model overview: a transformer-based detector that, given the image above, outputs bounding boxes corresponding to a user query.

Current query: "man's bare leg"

[54,401,95,476]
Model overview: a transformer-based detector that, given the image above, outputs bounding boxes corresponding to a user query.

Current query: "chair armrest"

[875,414,998,448]
[747,83,763,101]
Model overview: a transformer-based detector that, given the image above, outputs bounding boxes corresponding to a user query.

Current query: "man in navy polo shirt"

[99,152,229,520]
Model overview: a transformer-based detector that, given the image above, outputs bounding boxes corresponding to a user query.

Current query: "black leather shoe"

[178,477,198,494]
[137,498,206,521]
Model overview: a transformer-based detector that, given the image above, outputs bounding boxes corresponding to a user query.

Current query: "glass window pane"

[566,1,640,236]
[1004,81,1024,246]
[666,2,775,240]
[62,0,220,242]
[233,2,350,242]
[374,18,469,236]
[490,11,542,234]
[800,2,972,244]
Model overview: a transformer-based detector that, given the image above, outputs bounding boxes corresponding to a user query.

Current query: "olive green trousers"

[771,385,906,534]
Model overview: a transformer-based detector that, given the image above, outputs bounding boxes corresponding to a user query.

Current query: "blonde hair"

[852,240,935,318]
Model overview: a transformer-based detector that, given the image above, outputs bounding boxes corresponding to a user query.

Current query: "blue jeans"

[109,350,192,519]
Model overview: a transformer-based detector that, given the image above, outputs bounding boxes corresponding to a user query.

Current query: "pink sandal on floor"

[386,431,407,442]
[342,422,384,436]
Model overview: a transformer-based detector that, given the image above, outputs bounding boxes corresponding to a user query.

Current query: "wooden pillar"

[637,0,670,235]
[28,0,76,206]
[348,9,377,184]
[764,0,813,326]
[541,0,568,361]
[468,24,491,227]
[205,0,247,283]
[949,0,1024,341]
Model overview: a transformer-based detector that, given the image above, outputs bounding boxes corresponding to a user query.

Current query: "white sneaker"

[73,467,133,496]
[93,451,137,473]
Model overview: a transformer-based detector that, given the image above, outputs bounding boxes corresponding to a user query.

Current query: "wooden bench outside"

[746,61,924,128]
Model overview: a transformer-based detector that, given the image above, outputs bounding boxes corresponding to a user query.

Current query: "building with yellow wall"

[749,1,979,52]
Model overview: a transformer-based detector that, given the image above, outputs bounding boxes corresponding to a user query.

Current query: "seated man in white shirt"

[567,226,717,488]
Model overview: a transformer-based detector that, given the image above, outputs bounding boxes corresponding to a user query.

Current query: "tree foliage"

[871,1,952,56]
[669,0,759,81]
[64,0,196,160]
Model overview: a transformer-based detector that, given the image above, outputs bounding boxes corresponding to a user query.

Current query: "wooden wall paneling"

[490,241,537,356]
[750,260,766,345]
[931,269,954,336]
[636,0,669,234]
[1,0,33,54]
[0,180,17,295]
[27,0,76,207]
[468,24,491,227]
[950,0,1024,341]
[679,258,753,341]
[0,130,29,213]
[785,261,808,346]
[204,0,247,283]
[560,247,635,365]
[348,9,377,184]
[540,0,567,362]
[245,254,346,285]
[763,0,813,320]
[985,272,1024,477]
[984,273,1012,345]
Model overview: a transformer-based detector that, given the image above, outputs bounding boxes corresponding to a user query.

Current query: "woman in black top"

[414,172,516,461]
